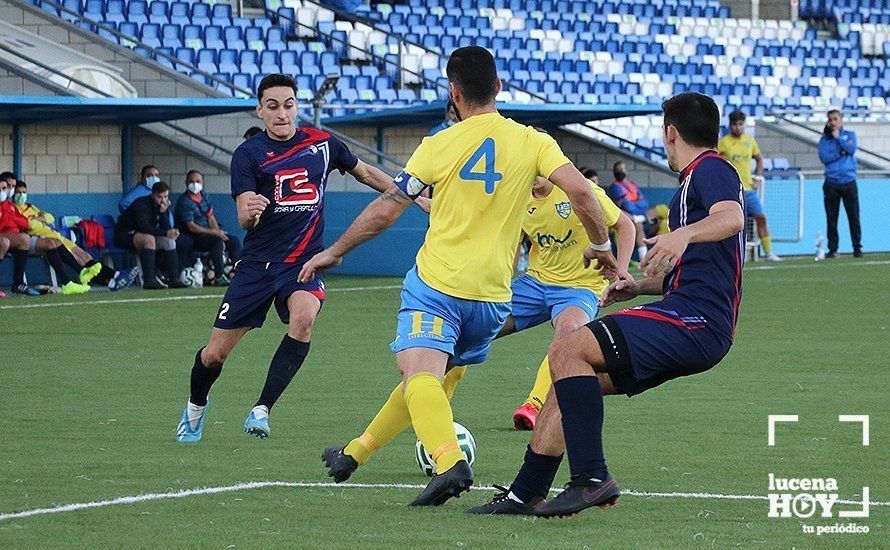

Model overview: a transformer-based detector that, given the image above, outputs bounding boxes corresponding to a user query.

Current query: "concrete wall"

[721,0,792,20]
[753,119,890,171]
[0,123,121,194]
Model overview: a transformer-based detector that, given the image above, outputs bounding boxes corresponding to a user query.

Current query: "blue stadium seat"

[147,1,167,24]
[211,3,232,26]
[191,3,211,27]
[169,1,190,26]
[203,25,224,50]
[127,0,148,25]
[140,23,161,49]
[105,0,125,24]
[118,21,138,39]
[218,49,238,73]
[196,49,218,73]
[175,47,195,67]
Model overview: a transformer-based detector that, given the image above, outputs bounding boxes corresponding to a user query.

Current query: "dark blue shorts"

[213,260,325,330]
[586,300,731,397]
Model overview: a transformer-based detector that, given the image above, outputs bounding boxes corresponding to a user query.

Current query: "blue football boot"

[243,409,270,439]
[175,401,209,443]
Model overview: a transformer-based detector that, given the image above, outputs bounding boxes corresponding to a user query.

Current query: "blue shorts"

[390,266,510,366]
[213,260,325,330]
[510,274,601,332]
[586,299,731,397]
[744,190,763,216]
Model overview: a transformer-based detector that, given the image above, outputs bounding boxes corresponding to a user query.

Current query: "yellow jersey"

[523,180,620,296]
[404,112,571,302]
[717,134,760,191]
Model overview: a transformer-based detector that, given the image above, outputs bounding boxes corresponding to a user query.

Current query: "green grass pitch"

[0,256,887,548]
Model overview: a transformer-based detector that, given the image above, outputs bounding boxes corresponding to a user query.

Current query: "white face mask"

[187,182,203,194]
[145,176,161,186]
[0,189,8,202]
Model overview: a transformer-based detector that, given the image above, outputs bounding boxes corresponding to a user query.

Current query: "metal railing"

[24,0,402,171]
[769,109,890,165]
[0,41,235,160]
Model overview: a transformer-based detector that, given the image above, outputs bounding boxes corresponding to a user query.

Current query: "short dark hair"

[662,92,720,148]
[446,46,499,106]
[579,167,598,179]
[15,179,26,190]
[243,126,263,139]
[257,73,297,102]
[0,171,16,182]
[827,109,841,117]
[151,181,170,194]
[140,165,157,180]
[185,169,202,181]
[612,161,625,171]
[728,110,746,125]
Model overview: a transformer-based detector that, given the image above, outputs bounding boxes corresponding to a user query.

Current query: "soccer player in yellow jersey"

[718,110,781,261]
[311,175,634,475]
[509,176,635,430]
[299,46,617,506]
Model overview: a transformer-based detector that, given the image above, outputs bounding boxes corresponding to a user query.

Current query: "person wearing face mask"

[0,174,39,296]
[119,165,174,227]
[174,169,242,286]
[12,180,118,289]
[606,161,650,262]
[115,181,188,290]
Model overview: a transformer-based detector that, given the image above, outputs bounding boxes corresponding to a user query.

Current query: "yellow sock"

[761,235,772,254]
[343,367,467,465]
[344,382,410,465]
[404,372,463,473]
[442,365,467,399]
[526,355,552,410]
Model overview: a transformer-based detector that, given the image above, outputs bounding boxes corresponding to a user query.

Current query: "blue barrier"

[5,179,884,286]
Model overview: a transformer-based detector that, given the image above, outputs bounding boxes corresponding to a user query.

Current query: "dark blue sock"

[190,347,222,407]
[553,376,608,480]
[510,445,563,502]
[255,335,310,410]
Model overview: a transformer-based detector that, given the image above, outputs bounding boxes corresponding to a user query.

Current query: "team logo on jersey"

[274,168,319,206]
[555,201,572,219]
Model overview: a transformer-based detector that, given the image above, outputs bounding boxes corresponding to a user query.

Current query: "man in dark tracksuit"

[818,109,861,258]
[114,181,188,289]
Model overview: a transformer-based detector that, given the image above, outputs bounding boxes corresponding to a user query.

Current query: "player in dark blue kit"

[176,74,414,442]
[470,92,746,517]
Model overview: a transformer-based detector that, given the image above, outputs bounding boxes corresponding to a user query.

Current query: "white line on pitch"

[0,285,401,311]
[746,259,890,271]
[1,480,887,522]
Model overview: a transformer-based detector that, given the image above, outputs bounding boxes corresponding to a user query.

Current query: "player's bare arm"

[350,160,432,213]
[601,272,666,307]
[298,186,413,282]
[753,152,764,187]
[611,211,636,280]
[235,191,270,229]
[640,200,744,277]
[548,164,618,277]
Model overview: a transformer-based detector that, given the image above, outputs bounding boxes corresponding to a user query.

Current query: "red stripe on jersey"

[260,128,331,168]
[730,239,743,338]
[612,308,686,327]
[283,211,321,264]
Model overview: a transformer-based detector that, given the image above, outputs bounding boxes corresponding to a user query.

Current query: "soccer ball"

[415,422,476,477]
[180,267,203,288]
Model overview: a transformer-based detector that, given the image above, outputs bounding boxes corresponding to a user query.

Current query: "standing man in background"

[818,109,861,258]
[718,110,781,261]
[606,161,649,262]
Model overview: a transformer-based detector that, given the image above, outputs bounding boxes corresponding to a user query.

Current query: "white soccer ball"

[415,421,476,477]
[180,267,203,289]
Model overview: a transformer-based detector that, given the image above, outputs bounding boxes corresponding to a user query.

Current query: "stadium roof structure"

[0,95,256,125]
[321,101,662,128]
